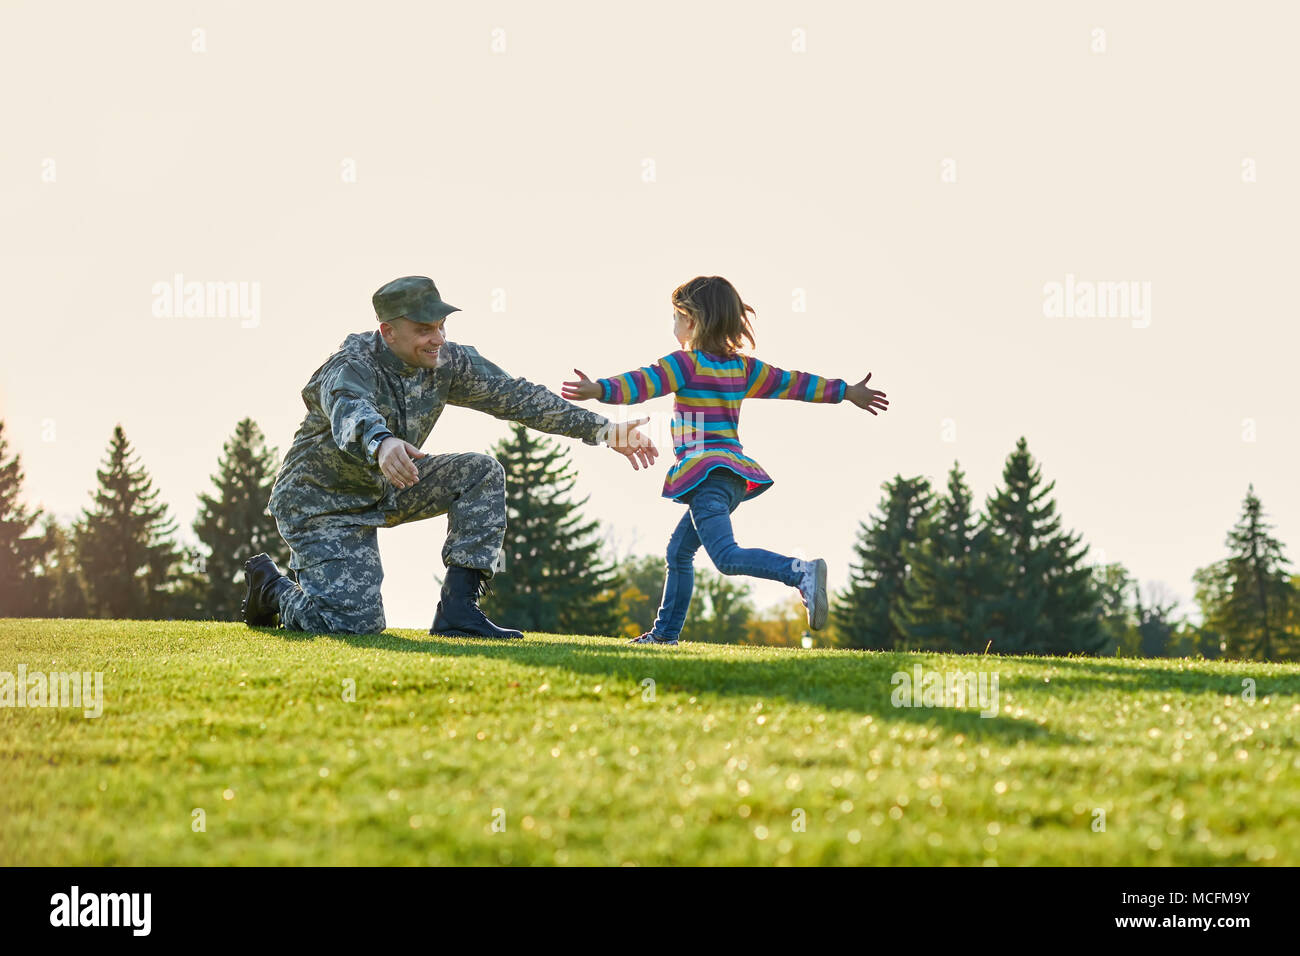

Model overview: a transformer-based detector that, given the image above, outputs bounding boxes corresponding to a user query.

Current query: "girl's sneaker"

[629,631,678,646]
[794,558,828,631]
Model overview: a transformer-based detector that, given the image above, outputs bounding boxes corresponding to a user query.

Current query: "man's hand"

[377,437,427,489]
[845,373,890,416]
[561,369,602,402]
[604,417,658,471]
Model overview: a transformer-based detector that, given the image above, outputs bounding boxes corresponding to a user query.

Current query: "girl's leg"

[650,509,703,640]
[688,477,803,586]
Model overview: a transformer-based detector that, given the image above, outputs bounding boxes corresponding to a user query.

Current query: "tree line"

[1,419,1295,660]
[834,439,1296,660]
[0,419,288,621]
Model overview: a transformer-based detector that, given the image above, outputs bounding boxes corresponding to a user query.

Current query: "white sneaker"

[794,558,828,631]
[628,631,678,646]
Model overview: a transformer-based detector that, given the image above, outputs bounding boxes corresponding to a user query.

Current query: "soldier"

[241,275,657,639]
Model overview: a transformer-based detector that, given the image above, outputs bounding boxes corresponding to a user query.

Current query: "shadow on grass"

[998,656,1300,699]
[273,627,1072,745]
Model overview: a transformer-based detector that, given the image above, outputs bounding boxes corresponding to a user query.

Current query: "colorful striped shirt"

[596,350,848,501]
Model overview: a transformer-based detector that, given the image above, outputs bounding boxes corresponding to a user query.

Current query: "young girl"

[562,275,889,645]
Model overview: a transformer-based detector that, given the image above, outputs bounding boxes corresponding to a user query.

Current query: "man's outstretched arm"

[445,344,658,469]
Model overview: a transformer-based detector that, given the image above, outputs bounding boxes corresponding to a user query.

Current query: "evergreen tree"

[157,542,210,620]
[479,424,621,636]
[29,515,88,618]
[192,418,289,619]
[1289,574,1300,645]
[1134,581,1181,658]
[833,475,934,649]
[1165,622,1223,660]
[1092,562,1138,656]
[76,425,183,619]
[1192,485,1296,660]
[981,437,1106,655]
[896,462,1010,653]
[0,420,52,616]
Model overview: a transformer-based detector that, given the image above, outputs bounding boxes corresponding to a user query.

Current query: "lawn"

[1,618,1297,865]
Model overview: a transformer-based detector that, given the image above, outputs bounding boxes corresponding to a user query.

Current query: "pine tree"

[192,418,290,619]
[982,437,1106,655]
[1092,562,1138,656]
[1192,485,1296,660]
[0,420,52,616]
[76,425,182,619]
[1289,574,1300,645]
[29,516,87,618]
[833,475,934,649]
[1134,581,1181,658]
[479,424,621,636]
[896,463,1010,653]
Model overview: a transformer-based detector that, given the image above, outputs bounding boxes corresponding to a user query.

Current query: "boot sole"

[430,627,524,640]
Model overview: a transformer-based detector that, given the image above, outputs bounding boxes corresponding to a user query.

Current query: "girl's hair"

[671,276,756,356]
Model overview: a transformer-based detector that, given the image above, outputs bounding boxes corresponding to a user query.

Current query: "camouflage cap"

[372,276,461,325]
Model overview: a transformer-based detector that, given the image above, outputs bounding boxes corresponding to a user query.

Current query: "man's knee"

[467,452,504,485]
[308,597,386,635]
[441,452,504,503]
[293,556,385,634]
[333,609,387,635]
[281,593,385,635]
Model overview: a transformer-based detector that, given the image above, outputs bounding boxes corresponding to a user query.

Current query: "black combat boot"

[430,566,524,639]
[242,553,294,627]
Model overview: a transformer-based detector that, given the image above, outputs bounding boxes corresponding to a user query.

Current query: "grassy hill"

[2,618,1297,865]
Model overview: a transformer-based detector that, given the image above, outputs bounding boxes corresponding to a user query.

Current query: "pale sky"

[2,1,1297,630]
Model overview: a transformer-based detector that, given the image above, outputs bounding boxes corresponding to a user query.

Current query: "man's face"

[380,316,447,368]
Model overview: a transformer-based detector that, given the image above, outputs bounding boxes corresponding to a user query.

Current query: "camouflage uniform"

[267,330,611,635]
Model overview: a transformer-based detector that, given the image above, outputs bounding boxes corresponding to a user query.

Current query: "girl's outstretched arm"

[743,358,894,416]
[744,358,890,415]
[562,352,690,405]
[744,357,849,403]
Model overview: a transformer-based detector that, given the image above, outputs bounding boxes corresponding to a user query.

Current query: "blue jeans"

[650,469,802,640]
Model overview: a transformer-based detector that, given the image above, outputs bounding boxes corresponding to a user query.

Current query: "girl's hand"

[845,373,889,415]
[561,369,602,402]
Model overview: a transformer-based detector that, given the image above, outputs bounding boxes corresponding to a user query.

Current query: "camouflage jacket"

[268,331,610,535]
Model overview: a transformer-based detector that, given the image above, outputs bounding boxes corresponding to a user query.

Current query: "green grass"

[2,618,1298,865]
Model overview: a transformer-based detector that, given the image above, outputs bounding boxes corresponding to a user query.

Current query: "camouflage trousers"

[273,452,506,635]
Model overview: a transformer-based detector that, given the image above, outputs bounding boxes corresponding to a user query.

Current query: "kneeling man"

[243,275,656,638]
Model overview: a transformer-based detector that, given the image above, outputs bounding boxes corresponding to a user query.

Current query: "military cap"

[372,276,461,325]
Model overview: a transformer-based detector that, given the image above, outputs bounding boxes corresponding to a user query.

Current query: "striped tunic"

[596,350,848,501]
